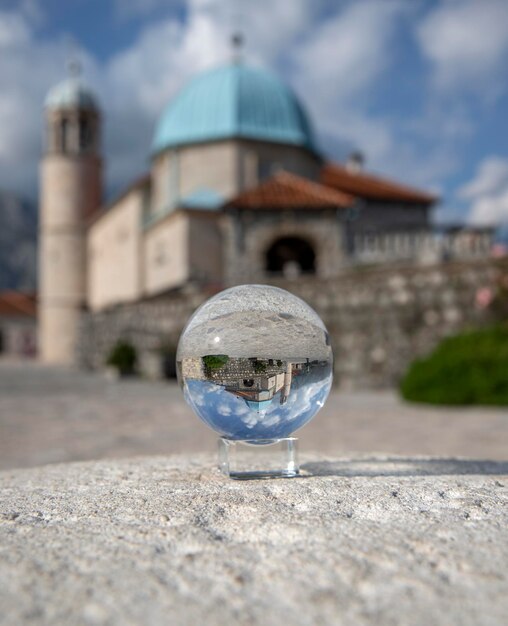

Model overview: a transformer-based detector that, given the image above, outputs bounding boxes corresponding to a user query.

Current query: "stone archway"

[265,236,316,276]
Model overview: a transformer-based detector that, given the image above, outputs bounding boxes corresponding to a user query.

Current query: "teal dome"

[245,400,273,412]
[152,63,317,154]
[45,78,98,111]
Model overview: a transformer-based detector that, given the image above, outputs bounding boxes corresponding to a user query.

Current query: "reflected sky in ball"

[183,363,332,440]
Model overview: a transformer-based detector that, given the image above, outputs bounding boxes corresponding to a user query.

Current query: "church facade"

[39,61,437,364]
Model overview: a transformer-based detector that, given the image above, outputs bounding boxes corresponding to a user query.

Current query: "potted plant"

[105,340,137,378]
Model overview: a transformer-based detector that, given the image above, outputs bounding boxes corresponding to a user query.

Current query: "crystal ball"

[177,285,333,441]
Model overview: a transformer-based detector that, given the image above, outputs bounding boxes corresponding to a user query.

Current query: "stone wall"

[87,186,144,311]
[77,258,508,388]
[0,316,37,357]
[143,211,189,297]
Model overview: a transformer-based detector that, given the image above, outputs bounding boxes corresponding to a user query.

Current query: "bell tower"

[39,68,102,363]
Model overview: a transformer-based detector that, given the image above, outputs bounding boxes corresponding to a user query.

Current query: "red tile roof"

[0,291,37,317]
[321,163,437,205]
[226,171,354,210]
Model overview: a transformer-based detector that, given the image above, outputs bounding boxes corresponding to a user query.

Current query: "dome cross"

[231,32,244,63]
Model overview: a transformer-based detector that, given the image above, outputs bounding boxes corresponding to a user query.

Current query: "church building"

[38,58,436,364]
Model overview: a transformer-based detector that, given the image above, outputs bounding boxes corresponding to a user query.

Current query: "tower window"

[79,117,92,151]
[155,242,167,265]
[59,118,68,152]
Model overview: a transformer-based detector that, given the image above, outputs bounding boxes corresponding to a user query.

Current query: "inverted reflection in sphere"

[177,285,333,442]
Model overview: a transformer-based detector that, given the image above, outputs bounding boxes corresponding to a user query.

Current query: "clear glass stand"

[218,437,299,480]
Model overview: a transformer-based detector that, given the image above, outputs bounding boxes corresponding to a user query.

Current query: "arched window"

[265,236,316,276]
[79,116,91,151]
[59,118,69,152]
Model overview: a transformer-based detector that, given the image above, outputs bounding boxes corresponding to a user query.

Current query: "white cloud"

[291,0,407,160]
[293,1,406,107]
[459,157,508,225]
[461,158,508,199]
[216,403,232,416]
[0,11,30,47]
[417,0,508,93]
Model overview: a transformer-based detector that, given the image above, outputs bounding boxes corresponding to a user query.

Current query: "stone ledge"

[0,455,507,626]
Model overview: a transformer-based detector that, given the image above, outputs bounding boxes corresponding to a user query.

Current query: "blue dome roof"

[45,79,98,111]
[152,63,317,154]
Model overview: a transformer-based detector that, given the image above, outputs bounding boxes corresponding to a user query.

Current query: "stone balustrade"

[351,230,494,265]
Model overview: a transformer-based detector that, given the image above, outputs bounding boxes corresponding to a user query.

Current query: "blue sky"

[1,0,508,224]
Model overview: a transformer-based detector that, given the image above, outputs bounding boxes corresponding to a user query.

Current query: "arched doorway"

[265,236,316,276]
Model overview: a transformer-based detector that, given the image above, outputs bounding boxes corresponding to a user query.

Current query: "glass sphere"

[177,285,333,442]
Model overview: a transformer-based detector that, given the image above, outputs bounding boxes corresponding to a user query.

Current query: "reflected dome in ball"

[177,285,333,441]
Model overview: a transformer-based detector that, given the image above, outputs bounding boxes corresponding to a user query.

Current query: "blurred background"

[0,0,507,470]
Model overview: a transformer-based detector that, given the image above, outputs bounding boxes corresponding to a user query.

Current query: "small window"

[258,159,272,181]
[60,118,68,152]
[79,116,92,151]
[258,160,282,181]
[155,242,166,265]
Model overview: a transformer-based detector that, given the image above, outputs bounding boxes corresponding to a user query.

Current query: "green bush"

[253,359,267,373]
[202,354,229,373]
[400,325,508,406]
[106,340,137,375]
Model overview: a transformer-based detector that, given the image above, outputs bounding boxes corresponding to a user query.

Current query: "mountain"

[0,191,37,291]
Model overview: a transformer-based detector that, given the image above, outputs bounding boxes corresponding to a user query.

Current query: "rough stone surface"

[0,455,507,626]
